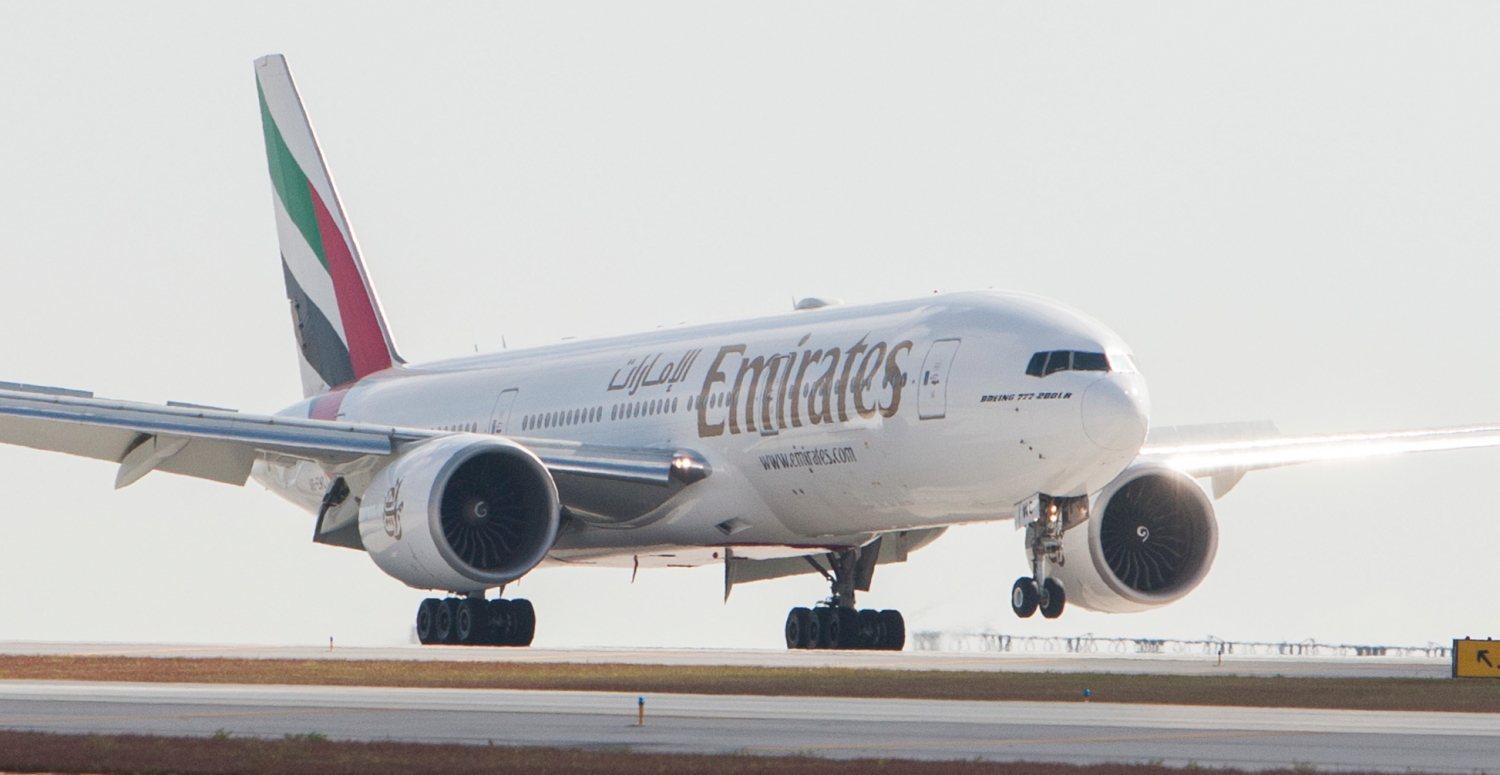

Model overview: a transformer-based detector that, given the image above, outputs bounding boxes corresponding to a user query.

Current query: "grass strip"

[0,730,1441,775]
[0,655,1495,713]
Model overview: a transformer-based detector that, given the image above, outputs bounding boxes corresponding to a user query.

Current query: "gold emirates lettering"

[697,336,914,438]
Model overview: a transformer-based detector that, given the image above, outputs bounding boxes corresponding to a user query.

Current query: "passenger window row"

[521,394,693,433]
[1025,350,1110,377]
[522,406,603,432]
[524,378,926,433]
[611,395,681,421]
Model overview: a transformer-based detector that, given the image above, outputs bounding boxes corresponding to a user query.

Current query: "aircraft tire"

[1040,578,1066,619]
[826,607,858,649]
[856,609,884,649]
[804,607,824,649]
[1011,577,1039,618]
[415,598,440,645]
[785,607,812,649]
[878,610,905,651]
[813,607,835,649]
[434,599,458,644]
[455,598,485,644]
[509,599,537,646]
[486,599,514,645]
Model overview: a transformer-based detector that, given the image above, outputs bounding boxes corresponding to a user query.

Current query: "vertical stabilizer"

[255,54,402,397]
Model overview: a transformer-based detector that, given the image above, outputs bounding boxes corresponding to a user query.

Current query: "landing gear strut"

[784,542,905,650]
[415,595,536,646]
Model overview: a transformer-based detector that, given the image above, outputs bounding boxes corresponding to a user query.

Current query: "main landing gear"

[784,544,905,650]
[415,596,535,646]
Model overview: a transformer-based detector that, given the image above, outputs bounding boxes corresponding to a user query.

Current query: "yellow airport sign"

[1452,639,1500,678]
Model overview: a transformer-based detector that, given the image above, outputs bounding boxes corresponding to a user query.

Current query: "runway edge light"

[1451,638,1500,678]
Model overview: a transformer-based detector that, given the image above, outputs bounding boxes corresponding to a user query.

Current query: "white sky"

[1,2,1498,650]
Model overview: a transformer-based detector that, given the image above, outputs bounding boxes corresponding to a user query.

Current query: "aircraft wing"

[1140,420,1500,498]
[0,384,705,497]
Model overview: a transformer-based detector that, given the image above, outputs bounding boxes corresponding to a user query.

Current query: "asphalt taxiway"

[0,680,1494,772]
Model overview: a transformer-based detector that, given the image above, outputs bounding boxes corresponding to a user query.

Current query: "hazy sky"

[1,2,1498,650]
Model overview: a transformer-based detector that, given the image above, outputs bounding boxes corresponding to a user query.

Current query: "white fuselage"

[255,290,1150,569]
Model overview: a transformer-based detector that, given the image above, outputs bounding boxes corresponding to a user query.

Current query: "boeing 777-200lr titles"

[2,55,1497,650]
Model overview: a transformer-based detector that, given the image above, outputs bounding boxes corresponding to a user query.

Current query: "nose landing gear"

[783,543,905,650]
[1012,493,1086,619]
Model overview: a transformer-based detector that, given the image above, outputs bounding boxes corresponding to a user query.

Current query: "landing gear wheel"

[856,609,884,650]
[813,607,835,649]
[878,609,905,651]
[415,598,440,644]
[1011,577,1039,618]
[785,608,813,649]
[486,599,514,645]
[804,607,824,649]
[434,599,459,644]
[455,598,486,644]
[1039,578,1066,619]
[825,608,858,649]
[508,599,536,646]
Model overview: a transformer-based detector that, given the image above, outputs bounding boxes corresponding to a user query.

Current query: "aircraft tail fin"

[254,54,402,398]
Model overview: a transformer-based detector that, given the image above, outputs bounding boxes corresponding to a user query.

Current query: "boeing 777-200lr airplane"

[2,55,1498,650]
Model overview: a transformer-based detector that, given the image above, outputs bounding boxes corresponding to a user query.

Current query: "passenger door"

[918,339,961,420]
[489,388,519,434]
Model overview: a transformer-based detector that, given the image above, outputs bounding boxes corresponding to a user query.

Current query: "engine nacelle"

[1053,465,1218,613]
[358,434,561,593]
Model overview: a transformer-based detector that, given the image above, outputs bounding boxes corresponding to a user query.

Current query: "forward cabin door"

[918,339,961,420]
[489,388,519,434]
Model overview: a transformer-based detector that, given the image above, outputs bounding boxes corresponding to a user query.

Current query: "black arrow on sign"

[1478,649,1494,668]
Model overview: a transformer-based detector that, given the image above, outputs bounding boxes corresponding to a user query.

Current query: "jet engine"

[1053,465,1218,613]
[358,434,561,593]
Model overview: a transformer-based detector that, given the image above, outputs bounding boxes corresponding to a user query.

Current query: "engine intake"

[1054,465,1218,612]
[359,434,560,592]
[1097,473,1214,595]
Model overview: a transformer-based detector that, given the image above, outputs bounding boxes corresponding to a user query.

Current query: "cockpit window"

[1107,352,1138,373]
[1025,352,1047,377]
[1026,350,1113,377]
[1072,351,1108,371]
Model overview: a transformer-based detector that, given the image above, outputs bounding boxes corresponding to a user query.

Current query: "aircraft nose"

[1080,374,1149,452]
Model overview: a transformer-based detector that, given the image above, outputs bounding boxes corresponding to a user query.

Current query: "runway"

[0,641,1451,679]
[0,680,1494,772]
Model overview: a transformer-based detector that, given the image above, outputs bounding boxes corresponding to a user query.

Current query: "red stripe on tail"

[309,181,391,381]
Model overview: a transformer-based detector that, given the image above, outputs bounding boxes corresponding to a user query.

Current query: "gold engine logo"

[382,479,405,540]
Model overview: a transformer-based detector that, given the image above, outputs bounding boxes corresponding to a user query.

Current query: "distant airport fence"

[910,632,1451,659]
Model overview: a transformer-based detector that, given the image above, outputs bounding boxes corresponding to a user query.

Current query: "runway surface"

[0,680,1494,771]
[0,641,1451,679]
